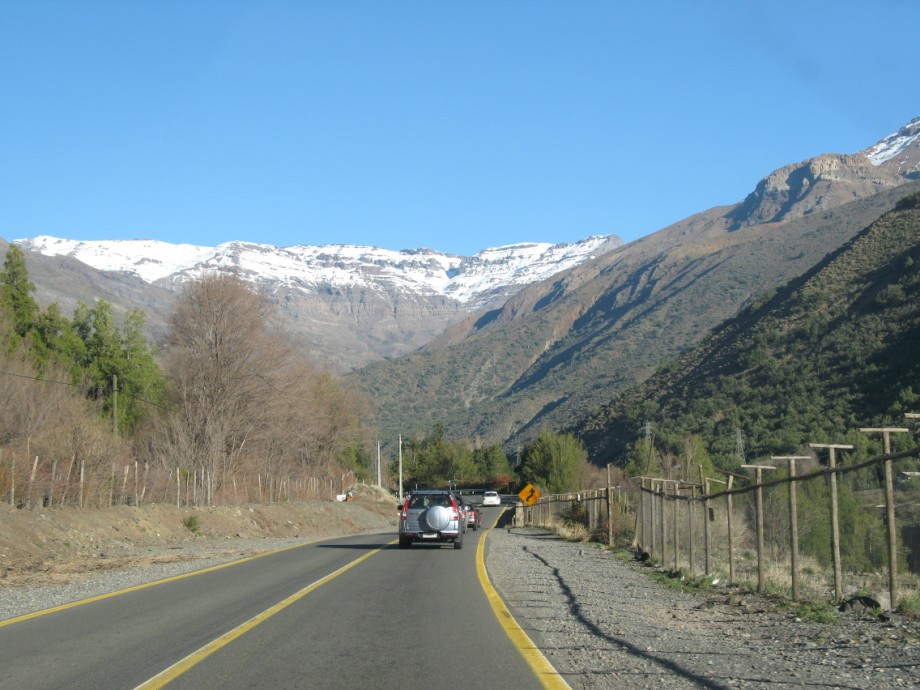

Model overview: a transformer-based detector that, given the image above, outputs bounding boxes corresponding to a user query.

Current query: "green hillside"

[576,191,920,467]
[354,183,920,450]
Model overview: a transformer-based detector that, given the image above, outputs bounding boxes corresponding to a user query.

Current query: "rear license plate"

[421,533,438,539]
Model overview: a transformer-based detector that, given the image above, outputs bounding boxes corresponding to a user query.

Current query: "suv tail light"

[401,498,409,521]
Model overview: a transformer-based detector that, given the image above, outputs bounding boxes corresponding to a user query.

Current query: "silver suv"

[398,490,465,549]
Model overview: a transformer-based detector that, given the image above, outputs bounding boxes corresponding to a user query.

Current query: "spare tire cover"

[424,505,451,531]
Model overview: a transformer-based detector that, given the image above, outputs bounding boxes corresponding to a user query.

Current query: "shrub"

[182,515,201,534]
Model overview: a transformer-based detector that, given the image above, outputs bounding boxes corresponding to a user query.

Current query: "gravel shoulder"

[486,526,920,689]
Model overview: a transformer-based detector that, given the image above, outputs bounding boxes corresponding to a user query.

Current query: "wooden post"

[810,444,854,601]
[606,464,614,548]
[859,428,909,610]
[121,464,130,505]
[720,472,736,584]
[671,482,680,572]
[687,484,695,577]
[742,465,776,593]
[658,479,668,567]
[703,473,727,577]
[61,455,75,507]
[773,456,809,601]
[28,455,39,509]
[49,457,58,508]
[79,457,85,508]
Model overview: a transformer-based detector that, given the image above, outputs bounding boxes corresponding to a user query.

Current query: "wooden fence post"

[726,474,735,584]
[671,481,680,572]
[28,455,39,509]
[703,473,726,577]
[606,464,614,548]
[79,458,85,508]
[810,444,854,602]
[659,481,669,566]
[742,465,776,593]
[50,457,58,508]
[687,485,695,578]
[61,455,75,507]
[773,456,809,601]
[859,428,909,610]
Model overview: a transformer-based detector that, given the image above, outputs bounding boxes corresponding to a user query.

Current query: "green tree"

[518,428,586,494]
[625,437,660,478]
[473,443,512,484]
[72,301,164,432]
[1,245,39,340]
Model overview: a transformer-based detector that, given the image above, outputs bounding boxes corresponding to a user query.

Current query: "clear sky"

[2,1,917,256]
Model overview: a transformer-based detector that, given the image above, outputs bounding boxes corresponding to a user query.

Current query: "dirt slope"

[0,485,398,587]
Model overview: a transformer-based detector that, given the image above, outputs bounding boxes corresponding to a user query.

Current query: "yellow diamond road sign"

[518,483,542,506]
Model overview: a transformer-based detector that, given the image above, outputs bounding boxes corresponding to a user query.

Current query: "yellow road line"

[476,510,572,690]
[136,542,391,689]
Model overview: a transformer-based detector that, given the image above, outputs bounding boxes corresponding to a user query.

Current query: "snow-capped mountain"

[862,116,920,170]
[15,235,622,311]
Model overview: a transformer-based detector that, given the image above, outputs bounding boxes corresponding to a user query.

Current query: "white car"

[481,491,501,507]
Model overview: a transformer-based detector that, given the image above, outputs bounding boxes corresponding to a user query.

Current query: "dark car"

[398,490,465,549]
[464,503,481,530]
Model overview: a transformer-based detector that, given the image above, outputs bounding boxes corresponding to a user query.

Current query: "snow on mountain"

[15,234,621,309]
[862,116,920,166]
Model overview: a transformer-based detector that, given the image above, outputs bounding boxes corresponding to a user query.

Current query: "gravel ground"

[3,526,919,689]
[486,526,920,689]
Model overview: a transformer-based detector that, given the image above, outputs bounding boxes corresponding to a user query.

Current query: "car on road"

[481,491,501,507]
[464,504,481,530]
[398,490,465,549]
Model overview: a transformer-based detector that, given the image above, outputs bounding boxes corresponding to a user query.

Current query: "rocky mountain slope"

[355,118,920,452]
[576,190,920,464]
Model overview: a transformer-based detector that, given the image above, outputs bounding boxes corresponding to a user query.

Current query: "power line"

[0,368,167,410]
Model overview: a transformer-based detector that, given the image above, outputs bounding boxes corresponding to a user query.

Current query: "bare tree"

[159,274,370,503]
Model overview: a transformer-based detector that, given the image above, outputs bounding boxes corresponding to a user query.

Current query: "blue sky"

[2,1,917,256]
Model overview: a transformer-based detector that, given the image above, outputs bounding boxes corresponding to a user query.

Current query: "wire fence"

[0,454,356,509]
[522,445,920,609]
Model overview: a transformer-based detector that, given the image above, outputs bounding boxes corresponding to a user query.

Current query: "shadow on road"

[316,541,395,550]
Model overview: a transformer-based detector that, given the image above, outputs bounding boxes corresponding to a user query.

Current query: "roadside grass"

[182,514,201,534]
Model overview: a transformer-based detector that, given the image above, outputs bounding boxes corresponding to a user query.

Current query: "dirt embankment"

[0,485,399,587]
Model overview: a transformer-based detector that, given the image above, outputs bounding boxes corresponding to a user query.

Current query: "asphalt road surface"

[0,506,545,689]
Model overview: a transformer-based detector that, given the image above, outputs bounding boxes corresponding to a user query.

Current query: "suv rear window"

[409,494,452,509]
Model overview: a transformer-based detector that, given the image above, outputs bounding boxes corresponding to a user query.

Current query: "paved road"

[0,507,542,689]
